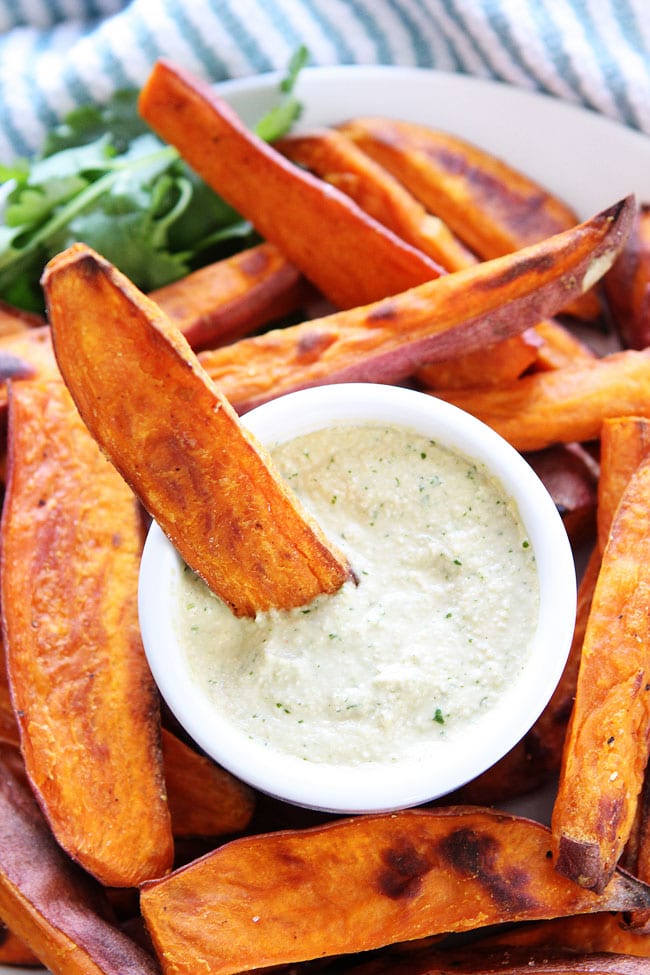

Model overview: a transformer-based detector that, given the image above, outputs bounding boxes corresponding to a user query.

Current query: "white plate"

[8,65,650,974]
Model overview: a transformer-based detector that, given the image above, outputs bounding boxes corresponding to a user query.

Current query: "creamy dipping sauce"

[175,423,539,768]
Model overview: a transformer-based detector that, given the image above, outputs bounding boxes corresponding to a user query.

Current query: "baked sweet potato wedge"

[151,242,310,351]
[473,911,650,957]
[275,127,476,271]
[138,60,444,310]
[605,202,650,349]
[197,197,633,414]
[339,116,601,321]
[436,347,650,452]
[162,728,255,838]
[140,807,650,975]
[552,453,650,892]
[1,377,173,887]
[415,329,540,390]
[598,416,650,552]
[0,742,161,975]
[42,243,352,617]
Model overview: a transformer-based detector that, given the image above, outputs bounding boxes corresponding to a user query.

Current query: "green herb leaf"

[0,49,308,312]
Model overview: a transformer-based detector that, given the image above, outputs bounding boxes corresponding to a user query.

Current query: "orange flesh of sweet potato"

[552,454,650,892]
[161,728,256,838]
[150,242,310,351]
[338,116,601,321]
[0,377,173,888]
[0,742,161,975]
[414,328,541,390]
[530,318,596,371]
[42,244,351,617]
[138,61,445,310]
[275,128,476,272]
[140,807,650,975]
[605,202,650,349]
[473,911,650,958]
[436,347,650,452]
[598,416,650,553]
[197,197,633,415]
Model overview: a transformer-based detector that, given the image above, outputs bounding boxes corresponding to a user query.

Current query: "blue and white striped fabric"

[0,0,648,162]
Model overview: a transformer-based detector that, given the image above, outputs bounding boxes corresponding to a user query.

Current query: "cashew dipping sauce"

[173,420,540,770]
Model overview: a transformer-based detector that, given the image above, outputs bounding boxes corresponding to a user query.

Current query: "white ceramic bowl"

[139,383,576,813]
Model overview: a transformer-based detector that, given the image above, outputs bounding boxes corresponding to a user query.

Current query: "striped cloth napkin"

[0,0,648,162]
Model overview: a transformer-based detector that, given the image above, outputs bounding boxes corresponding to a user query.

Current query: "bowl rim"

[138,382,577,813]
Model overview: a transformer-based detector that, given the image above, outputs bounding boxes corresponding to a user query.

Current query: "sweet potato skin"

[0,742,161,975]
[140,807,650,975]
[139,61,444,310]
[552,454,650,892]
[605,203,650,349]
[1,378,173,887]
[43,244,351,616]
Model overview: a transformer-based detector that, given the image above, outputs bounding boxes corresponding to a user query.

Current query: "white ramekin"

[138,383,576,813]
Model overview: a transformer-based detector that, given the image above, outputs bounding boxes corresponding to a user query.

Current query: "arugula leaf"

[0,50,308,312]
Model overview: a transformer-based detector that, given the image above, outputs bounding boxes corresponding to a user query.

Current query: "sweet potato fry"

[42,243,351,617]
[1,377,173,887]
[140,807,650,975]
[0,922,39,967]
[0,300,45,336]
[598,416,650,552]
[605,202,650,349]
[415,329,541,390]
[339,116,601,321]
[350,944,650,974]
[0,742,161,975]
[436,348,650,452]
[530,318,596,371]
[275,127,476,271]
[150,242,310,351]
[139,61,444,310]
[197,197,633,414]
[552,453,650,892]
[473,911,650,957]
[162,728,256,838]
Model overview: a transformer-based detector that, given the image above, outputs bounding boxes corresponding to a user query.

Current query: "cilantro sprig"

[0,47,308,312]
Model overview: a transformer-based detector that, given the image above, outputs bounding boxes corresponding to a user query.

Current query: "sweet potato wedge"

[598,416,650,552]
[162,728,255,838]
[1,377,173,887]
[530,318,596,371]
[138,61,444,310]
[474,911,650,957]
[140,807,650,975]
[150,242,310,351]
[604,202,650,349]
[197,197,633,415]
[350,944,650,974]
[0,742,161,975]
[43,243,351,617]
[552,453,650,892]
[275,127,476,272]
[339,116,601,321]
[436,347,650,452]
[415,329,541,390]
